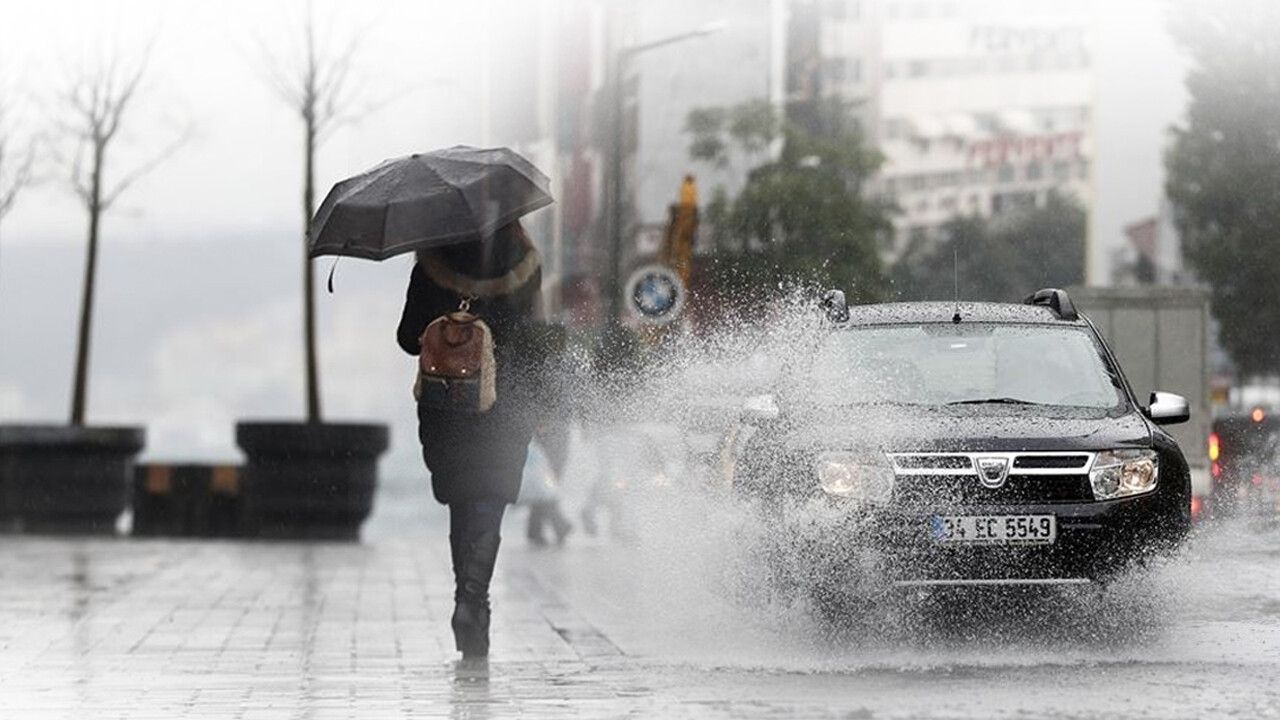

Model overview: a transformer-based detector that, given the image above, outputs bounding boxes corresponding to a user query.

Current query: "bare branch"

[100,41,153,143]
[254,36,308,111]
[255,5,384,140]
[100,122,194,210]
[50,37,189,214]
[67,139,92,203]
[0,136,37,220]
[0,86,39,222]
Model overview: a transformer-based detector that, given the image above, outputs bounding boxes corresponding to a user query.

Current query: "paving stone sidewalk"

[0,535,656,719]
[5,518,1280,719]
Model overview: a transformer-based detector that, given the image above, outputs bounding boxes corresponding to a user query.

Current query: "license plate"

[929,514,1056,545]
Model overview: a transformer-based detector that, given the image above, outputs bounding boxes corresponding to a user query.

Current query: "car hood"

[780,405,1153,454]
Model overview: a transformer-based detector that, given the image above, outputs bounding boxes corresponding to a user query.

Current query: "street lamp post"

[605,21,727,325]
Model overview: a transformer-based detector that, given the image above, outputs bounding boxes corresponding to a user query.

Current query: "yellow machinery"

[658,175,699,289]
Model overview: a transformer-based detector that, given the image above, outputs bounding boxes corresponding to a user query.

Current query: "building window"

[823,58,846,83]
[997,165,1015,183]
[1026,162,1043,181]
[992,192,1035,215]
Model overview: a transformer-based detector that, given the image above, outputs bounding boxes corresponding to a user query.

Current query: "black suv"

[726,289,1193,593]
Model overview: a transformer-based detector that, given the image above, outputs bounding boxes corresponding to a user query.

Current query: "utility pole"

[603,21,727,326]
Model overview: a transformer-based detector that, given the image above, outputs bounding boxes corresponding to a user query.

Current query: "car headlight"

[816,453,893,503]
[1089,449,1159,500]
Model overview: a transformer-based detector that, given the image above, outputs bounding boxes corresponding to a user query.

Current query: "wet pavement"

[3,483,1280,719]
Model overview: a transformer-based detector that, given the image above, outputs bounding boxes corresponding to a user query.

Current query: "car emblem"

[975,456,1010,488]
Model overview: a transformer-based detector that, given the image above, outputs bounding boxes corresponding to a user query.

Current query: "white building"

[802,0,1095,255]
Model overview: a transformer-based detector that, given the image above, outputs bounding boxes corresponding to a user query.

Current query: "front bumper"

[791,491,1185,584]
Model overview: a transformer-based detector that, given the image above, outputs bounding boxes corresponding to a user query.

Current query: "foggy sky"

[0,0,1190,474]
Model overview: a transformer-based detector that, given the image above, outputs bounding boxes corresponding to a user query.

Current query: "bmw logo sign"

[625,264,686,325]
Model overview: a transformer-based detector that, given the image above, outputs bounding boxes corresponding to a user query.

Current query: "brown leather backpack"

[416,308,497,413]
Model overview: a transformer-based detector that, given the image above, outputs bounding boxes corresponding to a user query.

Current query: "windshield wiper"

[946,397,1045,406]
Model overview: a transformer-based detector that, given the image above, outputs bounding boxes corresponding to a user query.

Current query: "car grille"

[886,452,1095,506]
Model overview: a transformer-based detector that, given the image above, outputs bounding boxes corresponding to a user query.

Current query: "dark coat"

[397,226,544,505]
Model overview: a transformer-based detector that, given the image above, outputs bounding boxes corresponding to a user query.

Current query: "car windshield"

[807,323,1125,409]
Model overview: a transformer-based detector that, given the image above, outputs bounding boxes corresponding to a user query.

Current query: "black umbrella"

[308,145,553,261]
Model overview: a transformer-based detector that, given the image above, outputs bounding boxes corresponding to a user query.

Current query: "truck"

[1067,286,1213,518]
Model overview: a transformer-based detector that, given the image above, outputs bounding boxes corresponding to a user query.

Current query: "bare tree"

[0,90,38,289]
[259,8,375,424]
[58,45,190,426]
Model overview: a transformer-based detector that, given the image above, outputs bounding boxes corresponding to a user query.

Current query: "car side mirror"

[820,289,850,322]
[742,394,780,425]
[1147,391,1190,425]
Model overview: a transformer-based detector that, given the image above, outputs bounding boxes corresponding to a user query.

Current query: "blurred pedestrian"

[397,219,543,661]
[580,324,649,537]
[524,423,573,546]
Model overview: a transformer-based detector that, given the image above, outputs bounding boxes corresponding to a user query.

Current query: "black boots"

[449,501,505,659]
[450,530,500,658]
[451,597,491,659]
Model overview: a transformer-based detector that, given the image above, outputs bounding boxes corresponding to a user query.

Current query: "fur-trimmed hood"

[415,237,541,299]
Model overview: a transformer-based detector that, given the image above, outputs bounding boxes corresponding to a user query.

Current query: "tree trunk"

[70,143,104,426]
[302,119,322,424]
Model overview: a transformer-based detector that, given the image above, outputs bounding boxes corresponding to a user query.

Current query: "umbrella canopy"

[308,145,553,260]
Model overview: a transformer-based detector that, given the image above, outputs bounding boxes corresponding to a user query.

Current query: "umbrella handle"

[326,238,354,294]
[327,255,342,294]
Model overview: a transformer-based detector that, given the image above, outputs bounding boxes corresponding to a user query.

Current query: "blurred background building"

[482,0,786,324]
[787,0,1095,256]
[482,0,1101,320]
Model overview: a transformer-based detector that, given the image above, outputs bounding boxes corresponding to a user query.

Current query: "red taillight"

[1209,432,1221,462]
[1253,474,1264,487]
[1253,407,1267,423]
[1190,495,1204,520]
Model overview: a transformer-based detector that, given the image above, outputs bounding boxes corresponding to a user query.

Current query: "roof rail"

[1023,288,1079,321]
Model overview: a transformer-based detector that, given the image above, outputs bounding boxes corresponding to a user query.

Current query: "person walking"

[523,422,574,546]
[396,219,543,661]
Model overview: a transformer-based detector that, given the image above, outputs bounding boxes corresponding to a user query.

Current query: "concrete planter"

[0,424,145,534]
[235,421,389,541]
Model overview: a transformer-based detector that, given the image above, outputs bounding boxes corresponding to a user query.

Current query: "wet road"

[512,492,1280,719]
[1,478,1278,718]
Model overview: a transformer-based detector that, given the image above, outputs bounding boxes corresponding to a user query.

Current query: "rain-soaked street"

[2,475,1279,720]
